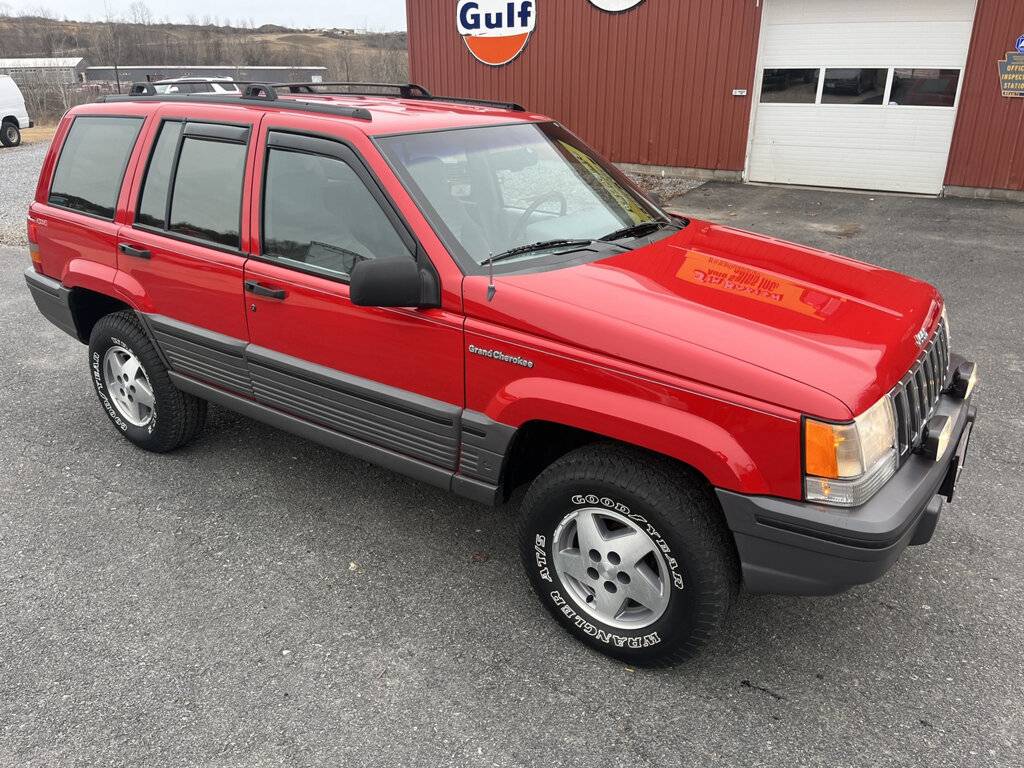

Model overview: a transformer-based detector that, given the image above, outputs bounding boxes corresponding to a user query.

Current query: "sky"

[2,0,409,30]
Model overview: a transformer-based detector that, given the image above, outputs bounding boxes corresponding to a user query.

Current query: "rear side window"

[136,121,248,249]
[169,138,246,248]
[49,116,143,219]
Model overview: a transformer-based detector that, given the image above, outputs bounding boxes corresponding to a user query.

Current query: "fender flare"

[487,377,773,495]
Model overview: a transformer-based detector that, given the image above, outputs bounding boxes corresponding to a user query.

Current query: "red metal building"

[408,0,1024,198]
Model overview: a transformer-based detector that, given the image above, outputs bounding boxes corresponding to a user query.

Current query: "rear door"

[242,125,465,472]
[117,106,259,394]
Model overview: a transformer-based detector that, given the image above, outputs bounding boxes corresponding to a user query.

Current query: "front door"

[243,128,465,472]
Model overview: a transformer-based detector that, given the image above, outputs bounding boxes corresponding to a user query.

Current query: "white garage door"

[746,0,977,194]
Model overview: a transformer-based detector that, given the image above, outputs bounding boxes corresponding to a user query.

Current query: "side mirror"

[350,256,430,308]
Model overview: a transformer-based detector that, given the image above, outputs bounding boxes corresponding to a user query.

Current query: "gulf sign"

[457,1,536,66]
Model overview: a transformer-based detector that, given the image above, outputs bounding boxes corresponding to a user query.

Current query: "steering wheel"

[510,191,568,242]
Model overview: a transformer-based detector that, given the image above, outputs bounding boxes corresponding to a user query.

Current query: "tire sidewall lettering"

[549,589,661,649]
[92,348,128,433]
[528,489,688,649]
[92,336,157,436]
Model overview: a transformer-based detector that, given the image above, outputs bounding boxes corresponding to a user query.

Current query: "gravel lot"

[0,142,49,247]
[2,147,1022,766]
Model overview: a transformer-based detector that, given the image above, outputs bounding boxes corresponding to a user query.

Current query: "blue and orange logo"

[457,1,536,66]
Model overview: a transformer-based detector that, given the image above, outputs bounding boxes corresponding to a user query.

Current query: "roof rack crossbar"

[242,83,278,100]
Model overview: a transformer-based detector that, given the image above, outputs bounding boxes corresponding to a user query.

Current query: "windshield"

[377,122,667,269]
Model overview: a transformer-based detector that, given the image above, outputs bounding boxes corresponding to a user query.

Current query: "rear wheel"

[1,121,21,147]
[88,311,206,452]
[518,444,739,665]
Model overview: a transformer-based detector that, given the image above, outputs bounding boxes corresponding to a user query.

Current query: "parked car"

[24,83,978,665]
[152,77,240,95]
[0,74,32,147]
[823,68,877,95]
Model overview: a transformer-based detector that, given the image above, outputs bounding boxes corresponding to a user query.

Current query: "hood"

[465,219,942,420]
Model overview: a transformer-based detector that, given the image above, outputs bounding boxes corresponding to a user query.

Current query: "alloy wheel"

[102,345,155,427]
[552,506,672,629]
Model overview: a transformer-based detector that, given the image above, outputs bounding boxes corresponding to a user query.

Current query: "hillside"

[0,15,408,79]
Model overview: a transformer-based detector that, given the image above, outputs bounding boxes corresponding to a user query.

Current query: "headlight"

[804,396,898,507]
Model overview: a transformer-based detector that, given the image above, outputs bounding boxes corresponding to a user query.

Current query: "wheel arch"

[66,286,135,343]
[494,389,773,502]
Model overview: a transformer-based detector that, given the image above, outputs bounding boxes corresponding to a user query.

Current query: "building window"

[759,69,819,103]
[821,68,887,105]
[889,69,960,107]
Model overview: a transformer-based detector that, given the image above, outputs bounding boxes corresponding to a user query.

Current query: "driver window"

[262,148,411,279]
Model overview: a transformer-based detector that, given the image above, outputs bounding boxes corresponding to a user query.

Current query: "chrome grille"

[890,318,950,460]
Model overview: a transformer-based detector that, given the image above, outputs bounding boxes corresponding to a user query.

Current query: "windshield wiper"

[599,219,678,242]
[488,239,598,264]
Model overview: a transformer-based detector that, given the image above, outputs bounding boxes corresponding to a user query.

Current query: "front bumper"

[717,385,976,596]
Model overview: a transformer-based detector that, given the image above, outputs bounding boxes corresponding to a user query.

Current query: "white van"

[1,75,32,147]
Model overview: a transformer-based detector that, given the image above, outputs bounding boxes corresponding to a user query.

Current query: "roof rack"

[104,81,373,121]
[106,79,527,118]
[271,81,525,111]
[424,94,526,112]
[282,81,434,99]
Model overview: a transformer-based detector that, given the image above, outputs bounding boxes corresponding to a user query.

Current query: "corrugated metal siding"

[407,0,762,171]
[945,0,1024,191]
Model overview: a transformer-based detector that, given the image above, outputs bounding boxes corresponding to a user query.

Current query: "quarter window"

[49,116,143,219]
[759,69,820,104]
[262,148,411,279]
[890,69,960,107]
[168,136,247,248]
[137,120,183,228]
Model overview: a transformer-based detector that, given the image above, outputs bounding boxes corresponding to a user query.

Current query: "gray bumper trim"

[718,391,976,596]
[24,268,79,340]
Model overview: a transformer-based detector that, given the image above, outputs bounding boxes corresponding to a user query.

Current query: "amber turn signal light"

[804,419,841,479]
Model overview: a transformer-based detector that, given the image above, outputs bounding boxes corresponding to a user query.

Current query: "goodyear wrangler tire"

[518,444,739,665]
[88,311,206,452]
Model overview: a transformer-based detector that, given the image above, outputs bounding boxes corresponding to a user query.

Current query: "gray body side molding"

[145,313,516,505]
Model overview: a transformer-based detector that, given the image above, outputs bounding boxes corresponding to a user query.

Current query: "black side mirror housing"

[349,256,436,308]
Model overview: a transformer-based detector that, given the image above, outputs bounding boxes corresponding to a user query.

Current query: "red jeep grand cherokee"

[25,83,978,664]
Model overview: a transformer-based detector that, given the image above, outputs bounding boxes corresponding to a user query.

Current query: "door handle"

[245,280,287,300]
[118,243,151,259]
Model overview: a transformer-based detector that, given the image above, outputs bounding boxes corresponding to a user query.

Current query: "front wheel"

[88,311,206,452]
[518,444,739,665]
[1,121,21,147]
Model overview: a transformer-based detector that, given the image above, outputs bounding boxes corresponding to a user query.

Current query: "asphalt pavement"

[1,181,1021,766]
